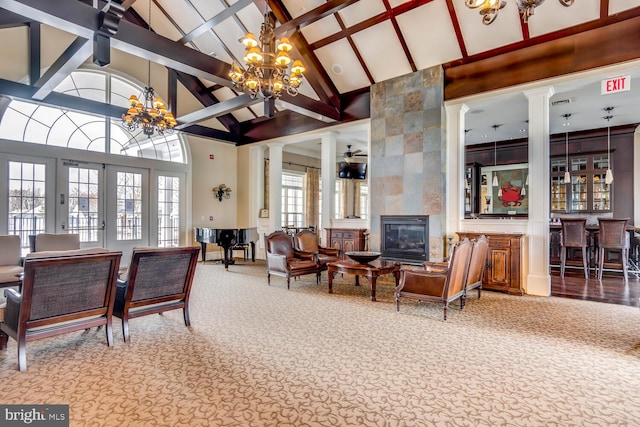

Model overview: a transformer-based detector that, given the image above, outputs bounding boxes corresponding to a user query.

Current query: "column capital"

[524,86,555,100]
[445,103,470,115]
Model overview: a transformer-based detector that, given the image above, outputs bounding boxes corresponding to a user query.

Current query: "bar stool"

[560,218,589,279]
[596,218,630,281]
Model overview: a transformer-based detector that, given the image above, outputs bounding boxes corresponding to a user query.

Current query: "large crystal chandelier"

[229,9,305,99]
[122,2,176,137]
[465,0,574,25]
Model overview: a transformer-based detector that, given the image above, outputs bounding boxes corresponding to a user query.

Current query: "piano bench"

[230,244,249,261]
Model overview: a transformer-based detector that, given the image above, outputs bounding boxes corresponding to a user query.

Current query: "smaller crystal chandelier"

[122,2,176,137]
[229,8,305,99]
[466,0,574,25]
[213,184,232,202]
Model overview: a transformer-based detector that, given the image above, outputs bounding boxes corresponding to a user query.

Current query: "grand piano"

[194,227,260,269]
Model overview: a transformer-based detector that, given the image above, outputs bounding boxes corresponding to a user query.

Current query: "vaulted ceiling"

[0,0,639,147]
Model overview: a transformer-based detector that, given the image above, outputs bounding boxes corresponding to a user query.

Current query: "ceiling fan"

[342,145,367,163]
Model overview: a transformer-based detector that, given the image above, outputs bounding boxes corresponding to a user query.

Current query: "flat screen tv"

[338,162,367,180]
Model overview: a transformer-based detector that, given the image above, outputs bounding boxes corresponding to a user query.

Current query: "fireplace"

[381,215,429,264]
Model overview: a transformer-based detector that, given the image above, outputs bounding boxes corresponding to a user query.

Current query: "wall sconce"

[213,184,232,201]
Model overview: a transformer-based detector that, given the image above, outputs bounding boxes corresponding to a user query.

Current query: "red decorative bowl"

[345,251,381,264]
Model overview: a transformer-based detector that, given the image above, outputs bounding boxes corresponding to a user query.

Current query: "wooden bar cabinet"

[456,232,524,295]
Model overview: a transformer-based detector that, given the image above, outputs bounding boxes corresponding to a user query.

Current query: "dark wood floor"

[550,266,640,307]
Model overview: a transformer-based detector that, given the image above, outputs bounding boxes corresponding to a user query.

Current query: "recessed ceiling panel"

[235,4,265,37]
[528,0,600,37]
[215,17,251,67]
[351,21,412,83]
[609,0,640,14]
[156,0,202,34]
[0,27,28,81]
[338,0,386,27]
[314,39,371,93]
[132,1,183,41]
[280,0,326,19]
[388,0,413,8]
[454,1,524,56]
[397,0,462,69]
[300,15,342,44]
[190,0,226,20]
[192,32,233,63]
[296,80,321,100]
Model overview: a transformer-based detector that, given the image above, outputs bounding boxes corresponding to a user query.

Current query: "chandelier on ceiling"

[122,2,177,137]
[122,84,177,137]
[465,0,574,25]
[229,8,305,99]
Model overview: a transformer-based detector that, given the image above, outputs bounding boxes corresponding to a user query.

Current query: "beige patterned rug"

[1,260,640,426]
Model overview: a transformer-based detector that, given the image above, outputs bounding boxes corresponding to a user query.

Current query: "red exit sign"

[601,75,630,95]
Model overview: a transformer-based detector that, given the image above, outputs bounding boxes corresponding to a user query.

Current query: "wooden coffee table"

[327,259,401,301]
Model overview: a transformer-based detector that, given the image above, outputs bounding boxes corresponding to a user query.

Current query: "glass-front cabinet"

[551,153,611,213]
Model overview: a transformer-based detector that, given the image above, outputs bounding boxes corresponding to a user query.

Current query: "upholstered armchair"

[113,246,200,342]
[0,235,23,288]
[395,238,473,320]
[33,233,81,252]
[293,230,341,269]
[264,231,322,289]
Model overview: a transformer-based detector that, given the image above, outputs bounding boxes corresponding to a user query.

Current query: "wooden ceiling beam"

[33,37,92,100]
[0,0,233,86]
[444,14,640,100]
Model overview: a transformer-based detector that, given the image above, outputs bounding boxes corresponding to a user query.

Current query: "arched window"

[0,68,185,163]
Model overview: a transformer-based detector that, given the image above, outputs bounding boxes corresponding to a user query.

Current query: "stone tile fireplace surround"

[369,66,445,262]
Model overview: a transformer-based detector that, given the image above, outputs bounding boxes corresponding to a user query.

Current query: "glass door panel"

[66,165,103,245]
[105,165,148,266]
[571,175,588,211]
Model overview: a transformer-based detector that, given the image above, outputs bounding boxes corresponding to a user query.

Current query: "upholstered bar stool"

[560,218,590,279]
[596,218,630,281]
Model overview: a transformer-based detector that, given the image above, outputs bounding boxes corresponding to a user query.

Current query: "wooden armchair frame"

[113,246,200,342]
[1,250,122,371]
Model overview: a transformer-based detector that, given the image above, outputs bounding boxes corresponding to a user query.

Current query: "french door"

[59,161,105,248]
[5,155,163,265]
[105,165,149,265]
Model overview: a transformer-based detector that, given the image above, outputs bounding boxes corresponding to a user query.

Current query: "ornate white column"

[249,145,265,227]
[320,132,338,241]
[267,142,284,232]
[524,86,555,296]
[445,103,469,237]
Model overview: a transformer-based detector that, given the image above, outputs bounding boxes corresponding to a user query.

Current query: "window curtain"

[353,181,362,218]
[263,159,269,210]
[340,179,348,219]
[305,167,320,228]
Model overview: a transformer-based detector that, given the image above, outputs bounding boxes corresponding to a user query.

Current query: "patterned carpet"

[1,260,640,426]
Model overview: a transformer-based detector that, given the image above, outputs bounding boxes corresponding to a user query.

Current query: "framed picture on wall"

[480,163,529,216]
[259,209,269,218]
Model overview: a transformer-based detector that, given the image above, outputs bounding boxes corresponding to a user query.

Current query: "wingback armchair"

[293,230,341,268]
[395,238,473,320]
[264,231,322,289]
